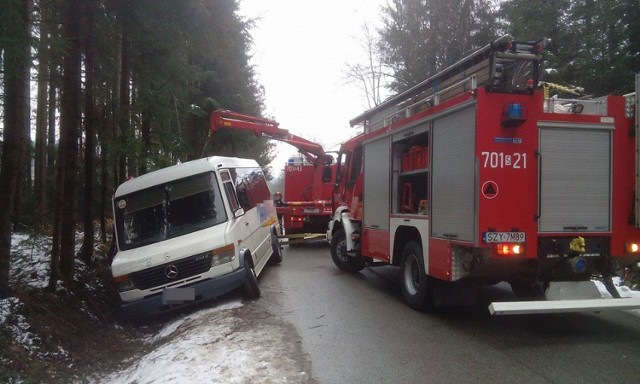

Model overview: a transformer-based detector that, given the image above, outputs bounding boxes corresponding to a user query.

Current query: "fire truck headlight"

[625,242,640,254]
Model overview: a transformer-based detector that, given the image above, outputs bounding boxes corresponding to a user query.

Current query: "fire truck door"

[538,124,612,232]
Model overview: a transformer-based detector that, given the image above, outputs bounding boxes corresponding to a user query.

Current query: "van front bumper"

[119,266,247,318]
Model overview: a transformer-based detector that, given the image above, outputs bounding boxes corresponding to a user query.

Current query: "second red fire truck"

[327,35,640,314]
[210,110,335,240]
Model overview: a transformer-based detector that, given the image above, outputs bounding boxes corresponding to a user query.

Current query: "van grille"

[130,252,213,290]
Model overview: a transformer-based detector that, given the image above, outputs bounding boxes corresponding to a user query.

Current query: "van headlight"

[114,275,135,292]
[211,244,236,267]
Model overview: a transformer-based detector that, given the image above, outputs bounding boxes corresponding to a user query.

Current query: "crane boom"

[210,109,326,164]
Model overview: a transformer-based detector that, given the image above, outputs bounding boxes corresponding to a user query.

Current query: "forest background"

[1,0,639,296]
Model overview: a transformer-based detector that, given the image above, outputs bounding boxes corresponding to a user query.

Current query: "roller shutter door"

[431,106,476,242]
[538,125,611,232]
[364,137,391,230]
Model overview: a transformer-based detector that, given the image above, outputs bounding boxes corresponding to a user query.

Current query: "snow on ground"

[3,232,313,383]
[2,232,640,383]
[593,277,640,316]
[96,300,311,384]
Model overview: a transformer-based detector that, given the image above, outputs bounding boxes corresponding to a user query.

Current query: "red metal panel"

[428,237,452,281]
[608,95,640,258]
[362,228,391,262]
[283,162,315,202]
[475,89,542,259]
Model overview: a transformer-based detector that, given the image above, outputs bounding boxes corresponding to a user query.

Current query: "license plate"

[303,208,320,214]
[162,288,195,305]
[483,232,525,243]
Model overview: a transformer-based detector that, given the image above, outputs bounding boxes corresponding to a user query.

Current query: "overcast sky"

[238,0,389,169]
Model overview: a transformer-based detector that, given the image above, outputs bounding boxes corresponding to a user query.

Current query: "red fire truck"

[327,35,640,314]
[210,110,335,240]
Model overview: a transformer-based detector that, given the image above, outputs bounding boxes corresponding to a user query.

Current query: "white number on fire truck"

[481,152,527,169]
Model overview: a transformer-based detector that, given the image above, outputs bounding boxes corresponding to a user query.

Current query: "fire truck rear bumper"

[489,297,640,315]
[489,281,640,315]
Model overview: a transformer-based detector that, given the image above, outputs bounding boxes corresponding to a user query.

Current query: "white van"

[110,156,282,317]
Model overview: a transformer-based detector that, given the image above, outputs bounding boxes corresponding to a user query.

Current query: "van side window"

[223,182,240,212]
[220,170,241,213]
[234,167,270,211]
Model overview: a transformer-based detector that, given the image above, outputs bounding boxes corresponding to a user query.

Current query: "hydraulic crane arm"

[210,109,326,164]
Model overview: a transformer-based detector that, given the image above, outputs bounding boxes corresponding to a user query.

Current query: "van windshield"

[114,172,227,250]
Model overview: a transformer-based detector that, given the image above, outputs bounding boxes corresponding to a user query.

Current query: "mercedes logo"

[165,264,179,279]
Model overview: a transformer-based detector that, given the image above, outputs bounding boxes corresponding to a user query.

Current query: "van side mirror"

[322,166,332,183]
[234,208,245,218]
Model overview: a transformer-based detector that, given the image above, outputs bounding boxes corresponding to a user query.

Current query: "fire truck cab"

[328,36,640,314]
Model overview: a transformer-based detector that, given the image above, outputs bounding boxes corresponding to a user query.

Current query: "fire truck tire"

[400,241,432,310]
[243,258,261,300]
[269,232,283,265]
[330,228,365,273]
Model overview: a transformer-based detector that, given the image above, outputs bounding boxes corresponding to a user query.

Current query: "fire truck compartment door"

[538,124,612,232]
[364,137,390,230]
[431,105,476,242]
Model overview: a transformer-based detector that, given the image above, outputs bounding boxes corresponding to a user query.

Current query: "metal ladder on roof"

[353,35,545,133]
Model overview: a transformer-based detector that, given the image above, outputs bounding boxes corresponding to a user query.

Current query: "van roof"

[114,156,259,197]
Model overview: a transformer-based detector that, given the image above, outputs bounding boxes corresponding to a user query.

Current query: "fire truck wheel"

[243,258,261,300]
[269,232,283,265]
[400,241,432,310]
[330,229,365,273]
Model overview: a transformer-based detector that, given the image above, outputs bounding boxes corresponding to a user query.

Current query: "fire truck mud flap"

[489,281,640,315]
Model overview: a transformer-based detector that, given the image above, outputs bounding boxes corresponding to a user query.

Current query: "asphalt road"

[255,242,640,384]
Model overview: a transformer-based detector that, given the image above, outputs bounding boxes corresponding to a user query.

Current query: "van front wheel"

[243,259,261,299]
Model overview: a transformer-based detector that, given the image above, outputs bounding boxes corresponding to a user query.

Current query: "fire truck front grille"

[130,252,213,290]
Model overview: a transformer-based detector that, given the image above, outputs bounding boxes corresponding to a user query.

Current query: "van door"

[234,167,273,273]
[220,170,254,256]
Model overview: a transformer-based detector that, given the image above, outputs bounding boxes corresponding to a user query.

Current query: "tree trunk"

[34,0,50,226]
[79,0,96,264]
[140,112,151,175]
[0,0,31,297]
[118,28,131,183]
[58,0,82,284]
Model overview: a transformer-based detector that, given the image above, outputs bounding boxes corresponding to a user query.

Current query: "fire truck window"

[322,166,332,182]
[350,146,363,182]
